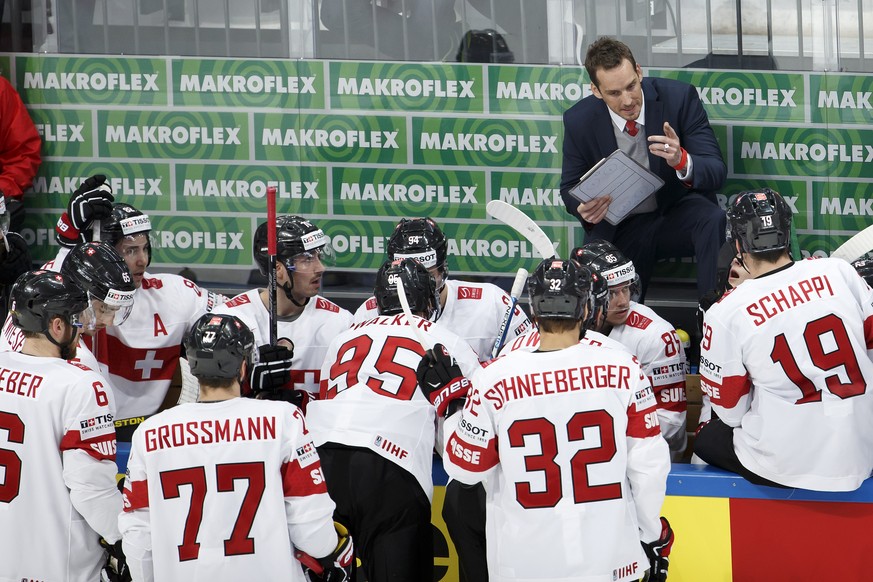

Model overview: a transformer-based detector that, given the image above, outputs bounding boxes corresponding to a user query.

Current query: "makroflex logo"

[17,55,166,106]
[173,59,324,108]
[489,66,590,115]
[149,216,251,266]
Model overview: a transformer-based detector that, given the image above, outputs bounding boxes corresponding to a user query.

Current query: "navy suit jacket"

[560,76,726,235]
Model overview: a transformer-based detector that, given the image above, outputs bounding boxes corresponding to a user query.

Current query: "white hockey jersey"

[212,289,353,396]
[608,302,688,460]
[355,279,533,361]
[701,258,873,491]
[42,248,224,419]
[119,398,337,582]
[308,313,481,499]
[0,311,102,373]
[443,343,670,582]
[0,352,122,582]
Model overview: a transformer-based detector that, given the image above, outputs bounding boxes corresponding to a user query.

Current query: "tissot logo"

[24,71,160,91]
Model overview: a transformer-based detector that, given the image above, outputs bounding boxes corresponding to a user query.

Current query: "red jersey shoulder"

[315,297,340,313]
[456,286,483,300]
[68,361,92,372]
[224,294,252,308]
[625,310,653,330]
[364,297,378,310]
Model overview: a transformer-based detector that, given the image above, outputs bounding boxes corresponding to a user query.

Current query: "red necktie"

[626,120,639,137]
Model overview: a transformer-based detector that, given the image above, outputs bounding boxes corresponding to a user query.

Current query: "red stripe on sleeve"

[122,479,150,512]
[655,382,687,413]
[281,459,329,497]
[60,430,117,462]
[627,401,661,438]
[445,433,498,473]
[864,315,873,350]
[703,373,752,409]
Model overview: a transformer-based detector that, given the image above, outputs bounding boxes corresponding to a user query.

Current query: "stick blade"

[831,224,873,262]
[486,200,555,260]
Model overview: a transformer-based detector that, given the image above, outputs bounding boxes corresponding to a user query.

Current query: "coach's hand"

[576,195,611,225]
[416,343,470,417]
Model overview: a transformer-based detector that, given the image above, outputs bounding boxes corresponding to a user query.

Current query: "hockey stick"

[396,276,433,351]
[266,186,278,345]
[491,268,529,358]
[485,200,556,260]
[831,224,873,262]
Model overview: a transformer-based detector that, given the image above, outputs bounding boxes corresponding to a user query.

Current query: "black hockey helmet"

[100,203,153,265]
[61,242,136,328]
[374,258,441,320]
[571,245,612,329]
[572,240,639,299]
[852,258,873,287]
[387,218,448,286]
[253,215,333,276]
[727,188,792,255]
[10,270,89,333]
[528,258,592,321]
[185,313,255,380]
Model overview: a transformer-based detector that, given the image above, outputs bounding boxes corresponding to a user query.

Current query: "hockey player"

[1,241,136,362]
[574,240,688,460]
[308,258,480,582]
[354,217,532,359]
[212,215,353,405]
[354,217,530,582]
[119,312,353,582]
[695,189,873,491]
[853,257,873,287]
[428,258,672,582]
[0,270,128,582]
[52,175,226,420]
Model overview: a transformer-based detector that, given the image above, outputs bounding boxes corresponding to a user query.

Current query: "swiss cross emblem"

[86,247,96,256]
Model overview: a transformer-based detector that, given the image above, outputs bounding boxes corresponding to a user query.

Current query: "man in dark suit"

[561,37,727,300]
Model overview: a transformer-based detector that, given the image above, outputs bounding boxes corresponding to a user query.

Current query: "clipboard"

[568,149,665,225]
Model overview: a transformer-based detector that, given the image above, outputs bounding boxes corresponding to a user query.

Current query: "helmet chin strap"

[280,279,309,308]
[45,320,78,360]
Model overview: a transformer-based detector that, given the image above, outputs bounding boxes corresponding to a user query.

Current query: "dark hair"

[584,37,637,87]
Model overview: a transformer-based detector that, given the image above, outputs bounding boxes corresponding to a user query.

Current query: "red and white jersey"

[85,274,222,418]
[355,279,533,361]
[44,248,225,418]
[119,398,337,582]
[443,343,669,582]
[701,258,873,491]
[498,328,629,356]
[0,352,122,582]
[608,302,688,460]
[0,312,101,374]
[213,289,353,396]
[308,313,481,499]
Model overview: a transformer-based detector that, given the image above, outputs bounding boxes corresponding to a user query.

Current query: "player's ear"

[590,82,602,100]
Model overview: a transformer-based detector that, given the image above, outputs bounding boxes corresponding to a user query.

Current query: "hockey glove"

[249,344,294,398]
[56,175,115,247]
[99,539,132,582]
[0,232,32,285]
[642,516,675,582]
[416,343,471,417]
[296,521,355,582]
